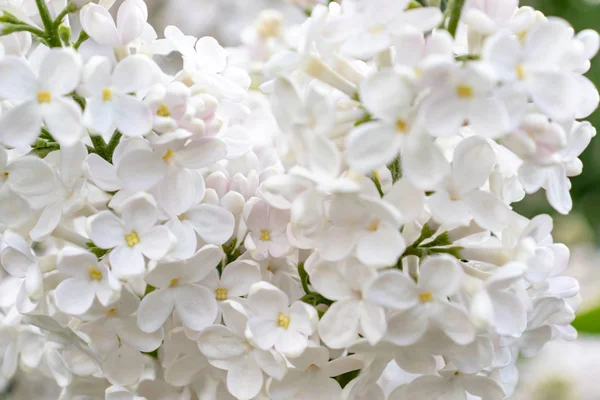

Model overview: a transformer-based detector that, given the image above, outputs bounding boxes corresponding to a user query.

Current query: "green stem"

[105,131,122,163]
[35,0,61,47]
[447,0,467,37]
[74,30,89,50]
[1,23,46,36]
[90,135,107,160]
[53,2,77,28]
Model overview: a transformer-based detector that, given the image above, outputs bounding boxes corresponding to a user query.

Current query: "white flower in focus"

[54,247,120,315]
[87,194,176,279]
[367,255,475,346]
[198,300,287,400]
[0,48,83,147]
[79,55,157,137]
[246,281,316,357]
[244,199,292,260]
[136,244,222,333]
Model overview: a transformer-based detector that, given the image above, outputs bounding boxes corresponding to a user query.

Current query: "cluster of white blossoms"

[0,0,596,399]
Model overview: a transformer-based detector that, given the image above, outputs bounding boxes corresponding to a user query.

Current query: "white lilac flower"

[0,0,595,398]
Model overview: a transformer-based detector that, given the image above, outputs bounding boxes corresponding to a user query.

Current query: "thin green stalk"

[53,2,78,28]
[447,0,467,37]
[105,131,123,163]
[1,23,46,36]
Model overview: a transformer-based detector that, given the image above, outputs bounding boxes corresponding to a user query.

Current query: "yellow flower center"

[396,119,408,133]
[107,308,117,316]
[277,312,290,329]
[260,230,271,241]
[102,88,113,101]
[125,231,140,247]
[419,291,433,303]
[516,65,526,80]
[215,288,228,301]
[37,91,51,104]
[456,84,474,99]
[89,266,103,281]
[169,278,179,287]
[369,26,385,35]
[157,104,171,117]
[368,219,380,232]
[162,148,175,162]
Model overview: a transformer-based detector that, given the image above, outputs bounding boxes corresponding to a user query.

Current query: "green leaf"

[572,306,600,334]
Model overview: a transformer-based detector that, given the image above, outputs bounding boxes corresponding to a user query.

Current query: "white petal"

[87,210,126,248]
[433,303,475,345]
[41,97,83,146]
[356,222,406,268]
[194,36,227,73]
[55,279,95,315]
[109,246,145,278]
[156,169,197,217]
[546,165,572,215]
[393,7,443,32]
[0,101,42,148]
[366,270,418,310]
[136,289,175,333]
[419,255,463,297]
[359,301,386,345]
[7,156,55,196]
[452,136,495,195]
[116,0,145,45]
[84,97,115,136]
[138,226,174,260]
[176,137,227,169]
[0,56,36,100]
[467,96,510,138]
[341,33,391,60]
[461,375,505,400]
[113,55,157,93]
[113,95,153,137]
[116,149,167,191]
[227,355,263,400]
[38,49,81,95]
[402,137,450,191]
[185,203,235,245]
[384,179,425,224]
[103,345,144,387]
[386,307,429,346]
[345,122,401,173]
[221,260,261,297]
[80,3,121,46]
[113,316,163,352]
[489,291,526,337]
[318,299,361,349]
[122,194,158,232]
[423,95,464,137]
[359,69,414,121]
[198,325,248,359]
[175,284,218,331]
[528,71,577,120]
[465,189,512,232]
